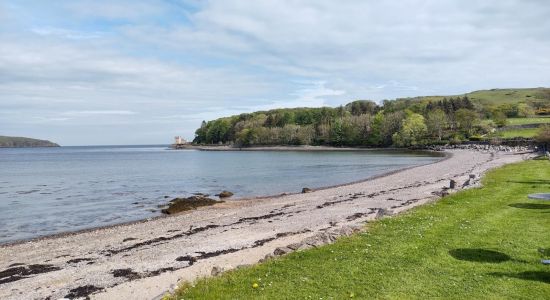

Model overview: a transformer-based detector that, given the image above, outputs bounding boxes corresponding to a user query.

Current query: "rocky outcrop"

[161,196,223,214]
[216,191,234,198]
[265,225,363,261]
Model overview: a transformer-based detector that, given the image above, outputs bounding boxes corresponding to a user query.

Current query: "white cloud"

[1,0,550,144]
[61,110,138,116]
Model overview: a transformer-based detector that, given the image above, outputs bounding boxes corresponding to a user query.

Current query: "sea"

[0,145,443,244]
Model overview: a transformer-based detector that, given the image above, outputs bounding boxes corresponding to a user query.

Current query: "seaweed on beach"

[65,285,103,300]
[0,264,61,285]
[161,196,223,214]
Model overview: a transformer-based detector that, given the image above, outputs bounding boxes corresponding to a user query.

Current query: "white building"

[174,136,187,145]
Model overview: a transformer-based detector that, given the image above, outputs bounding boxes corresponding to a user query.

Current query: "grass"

[168,159,550,299]
[499,128,540,138]
[467,88,550,105]
[507,117,550,126]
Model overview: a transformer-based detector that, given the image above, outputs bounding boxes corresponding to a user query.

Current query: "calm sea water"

[0,145,442,244]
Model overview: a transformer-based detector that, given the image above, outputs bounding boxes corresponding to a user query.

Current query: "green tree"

[455,109,480,137]
[535,124,550,151]
[367,111,385,145]
[392,113,427,147]
[425,109,447,141]
[380,111,405,145]
[491,111,508,128]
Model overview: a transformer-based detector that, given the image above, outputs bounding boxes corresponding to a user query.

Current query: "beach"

[0,149,534,300]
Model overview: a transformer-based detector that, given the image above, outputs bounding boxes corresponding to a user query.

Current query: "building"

[174,136,187,145]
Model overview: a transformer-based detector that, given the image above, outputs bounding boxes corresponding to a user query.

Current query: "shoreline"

[174,144,425,151]
[0,149,536,300]
[0,149,449,247]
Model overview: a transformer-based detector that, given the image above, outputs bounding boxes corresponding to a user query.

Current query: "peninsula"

[0,136,59,148]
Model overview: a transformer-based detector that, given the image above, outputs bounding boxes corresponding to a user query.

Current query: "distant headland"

[0,136,60,148]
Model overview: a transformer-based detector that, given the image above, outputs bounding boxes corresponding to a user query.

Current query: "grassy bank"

[507,117,550,126]
[168,159,550,299]
[500,128,541,138]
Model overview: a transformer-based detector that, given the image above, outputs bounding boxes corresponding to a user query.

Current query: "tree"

[517,103,534,118]
[535,124,550,151]
[193,120,208,143]
[392,113,427,147]
[425,109,447,141]
[455,109,480,137]
[491,111,508,128]
[367,112,384,145]
[380,111,405,145]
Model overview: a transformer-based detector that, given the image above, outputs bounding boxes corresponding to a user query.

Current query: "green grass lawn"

[500,128,540,138]
[168,159,550,299]
[507,117,550,126]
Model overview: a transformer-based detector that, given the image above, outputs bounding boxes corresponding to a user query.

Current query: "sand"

[0,149,534,300]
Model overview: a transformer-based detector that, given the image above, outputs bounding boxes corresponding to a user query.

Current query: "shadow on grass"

[449,249,511,263]
[509,203,550,209]
[489,271,550,284]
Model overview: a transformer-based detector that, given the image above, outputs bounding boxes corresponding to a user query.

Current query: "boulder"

[211,266,224,276]
[301,187,313,193]
[216,191,234,198]
[449,179,457,189]
[161,195,222,214]
[273,247,293,256]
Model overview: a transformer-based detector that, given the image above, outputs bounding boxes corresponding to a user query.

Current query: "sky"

[1,0,549,145]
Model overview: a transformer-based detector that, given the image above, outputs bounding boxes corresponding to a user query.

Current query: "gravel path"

[0,149,534,300]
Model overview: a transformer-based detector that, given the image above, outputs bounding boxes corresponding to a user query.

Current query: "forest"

[193,88,550,147]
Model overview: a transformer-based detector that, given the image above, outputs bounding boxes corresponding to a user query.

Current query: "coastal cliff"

[0,136,59,148]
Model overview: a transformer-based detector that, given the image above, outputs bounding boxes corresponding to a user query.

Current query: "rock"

[260,253,274,262]
[216,191,234,198]
[303,233,334,247]
[449,179,457,189]
[273,247,293,256]
[332,225,355,237]
[301,187,312,193]
[469,174,476,179]
[236,264,250,270]
[374,208,392,220]
[287,242,313,251]
[286,243,302,250]
[161,195,223,214]
[211,266,224,276]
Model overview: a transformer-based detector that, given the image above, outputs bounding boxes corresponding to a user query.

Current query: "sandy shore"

[0,149,534,300]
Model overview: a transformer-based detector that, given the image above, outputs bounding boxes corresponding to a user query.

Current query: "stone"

[449,179,457,189]
[236,264,250,270]
[260,253,274,262]
[301,187,312,193]
[211,266,224,276]
[273,247,293,256]
[161,196,222,214]
[216,191,234,198]
[374,208,392,220]
[286,243,302,250]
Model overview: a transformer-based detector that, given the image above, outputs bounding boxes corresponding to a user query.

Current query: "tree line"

[193,96,545,147]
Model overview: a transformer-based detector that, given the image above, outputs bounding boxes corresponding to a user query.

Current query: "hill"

[0,136,60,148]
[192,88,550,147]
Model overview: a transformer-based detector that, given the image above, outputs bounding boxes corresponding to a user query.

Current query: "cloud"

[61,110,138,116]
[1,0,549,144]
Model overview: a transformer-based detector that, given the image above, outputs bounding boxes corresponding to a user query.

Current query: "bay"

[0,145,442,243]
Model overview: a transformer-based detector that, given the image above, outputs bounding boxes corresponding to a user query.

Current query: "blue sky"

[1,0,549,145]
